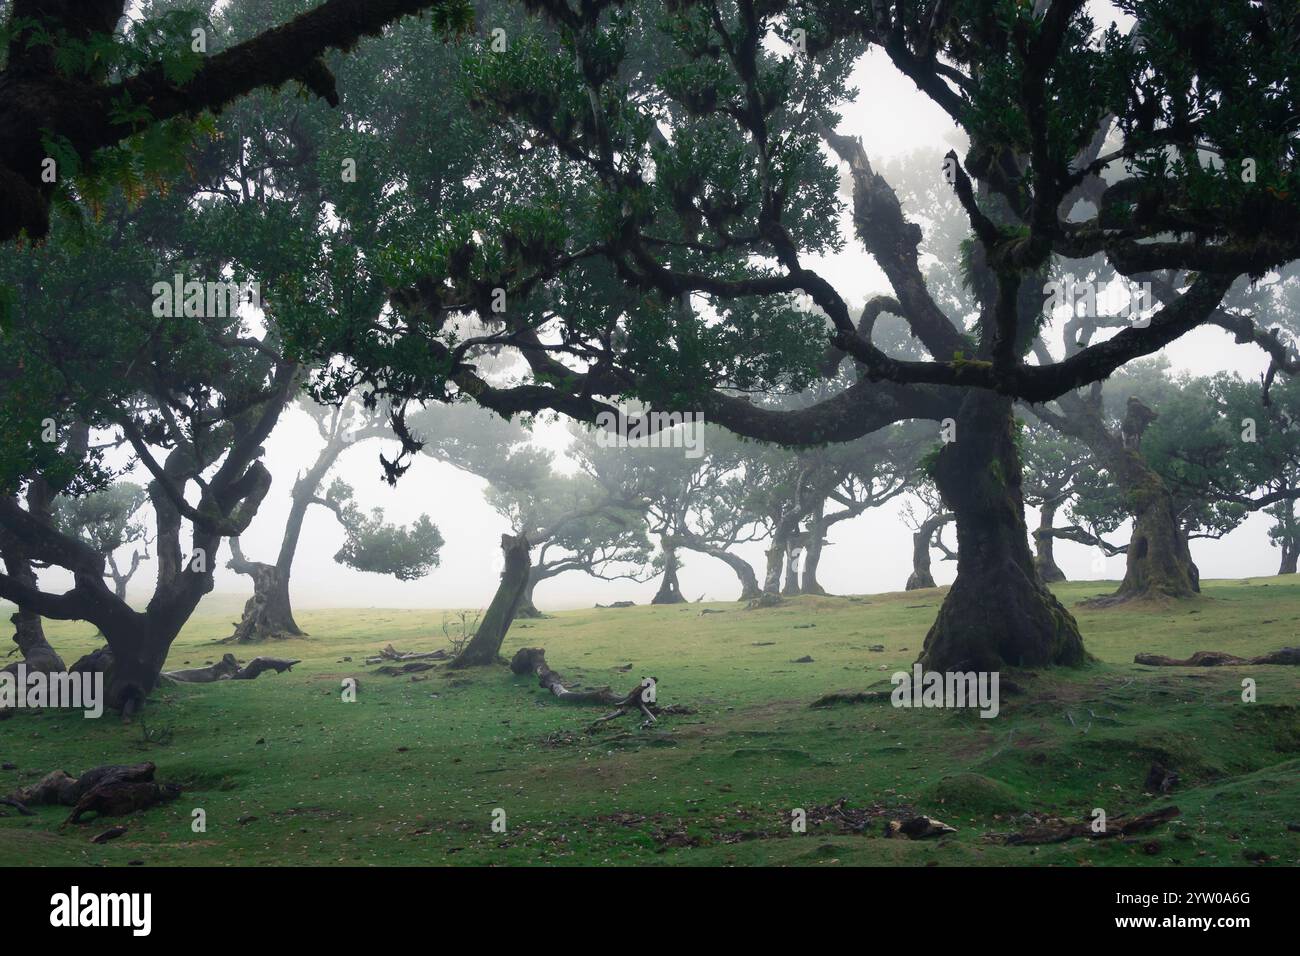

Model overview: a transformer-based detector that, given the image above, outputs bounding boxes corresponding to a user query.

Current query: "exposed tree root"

[0,795,34,816]
[1134,648,1300,667]
[995,806,1180,845]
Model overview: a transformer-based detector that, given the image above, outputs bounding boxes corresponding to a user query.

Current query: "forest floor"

[2,577,1298,866]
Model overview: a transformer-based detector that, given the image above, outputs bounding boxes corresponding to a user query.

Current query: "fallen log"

[997,806,1181,846]
[162,654,299,683]
[509,647,684,728]
[1134,648,1300,667]
[231,657,300,680]
[91,825,128,844]
[884,815,958,839]
[11,763,157,808]
[163,654,241,682]
[364,644,450,665]
[510,647,626,704]
[67,780,181,825]
[373,661,437,676]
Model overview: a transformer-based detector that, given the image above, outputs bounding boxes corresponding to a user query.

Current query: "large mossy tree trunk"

[919,392,1087,672]
[101,610,186,716]
[1110,469,1199,601]
[1281,542,1299,575]
[651,540,686,604]
[450,533,531,668]
[1033,500,1068,583]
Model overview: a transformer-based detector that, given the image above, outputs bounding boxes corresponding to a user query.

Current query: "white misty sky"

[32,4,1289,614]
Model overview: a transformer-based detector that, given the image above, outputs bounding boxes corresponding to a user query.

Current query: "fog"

[25,20,1290,615]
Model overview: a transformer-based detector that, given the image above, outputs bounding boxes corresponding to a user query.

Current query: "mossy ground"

[2,577,1297,866]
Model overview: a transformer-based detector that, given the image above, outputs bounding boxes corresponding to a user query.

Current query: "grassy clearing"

[2,577,1298,866]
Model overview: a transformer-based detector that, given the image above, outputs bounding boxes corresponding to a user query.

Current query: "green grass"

[2,577,1298,866]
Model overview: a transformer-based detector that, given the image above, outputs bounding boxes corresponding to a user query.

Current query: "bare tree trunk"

[920,392,1086,672]
[516,568,545,618]
[1271,500,1298,574]
[801,502,827,595]
[905,528,936,590]
[762,525,789,596]
[905,511,951,590]
[1033,499,1068,583]
[450,534,531,668]
[651,540,686,604]
[782,541,801,596]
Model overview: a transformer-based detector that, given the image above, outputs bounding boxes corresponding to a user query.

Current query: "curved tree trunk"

[1053,396,1197,602]
[2,554,64,675]
[905,530,935,590]
[224,551,303,644]
[450,533,531,668]
[670,533,760,600]
[919,393,1087,672]
[1281,541,1298,575]
[226,426,355,642]
[905,511,950,590]
[2,486,65,675]
[651,540,686,604]
[1033,500,1068,583]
